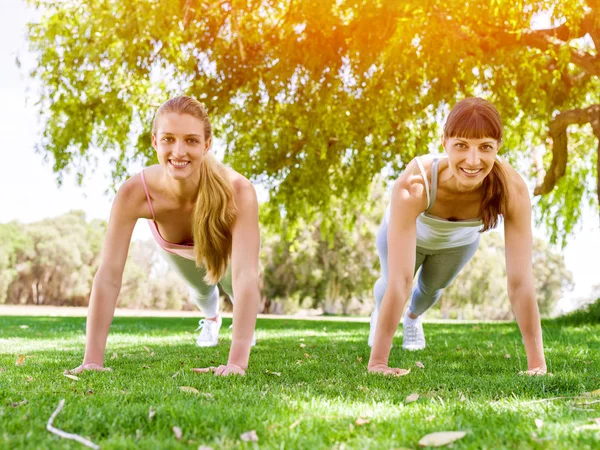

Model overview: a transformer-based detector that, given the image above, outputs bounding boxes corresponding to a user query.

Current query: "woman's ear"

[151,134,157,149]
[205,136,212,155]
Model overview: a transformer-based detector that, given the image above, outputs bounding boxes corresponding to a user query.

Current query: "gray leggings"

[159,249,233,317]
[374,220,480,316]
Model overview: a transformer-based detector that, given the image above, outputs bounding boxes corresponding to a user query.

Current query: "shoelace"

[195,319,206,332]
[405,325,421,342]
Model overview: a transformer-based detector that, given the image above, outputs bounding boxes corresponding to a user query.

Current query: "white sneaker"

[229,323,257,346]
[402,321,426,351]
[195,316,222,347]
[368,310,378,347]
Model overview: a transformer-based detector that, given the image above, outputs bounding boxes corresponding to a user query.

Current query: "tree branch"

[534,104,600,207]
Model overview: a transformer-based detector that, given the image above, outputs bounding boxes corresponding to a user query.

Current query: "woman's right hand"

[65,362,112,375]
[368,363,409,376]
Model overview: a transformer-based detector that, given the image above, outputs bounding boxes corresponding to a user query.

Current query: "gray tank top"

[385,156,483,250]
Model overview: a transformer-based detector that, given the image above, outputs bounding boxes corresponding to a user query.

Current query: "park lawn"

[0,315,599,450]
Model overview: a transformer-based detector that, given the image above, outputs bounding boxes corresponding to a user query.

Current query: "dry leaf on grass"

[265,370,281,377]
[19,325,29,329]
[405,393,419,403]
[143,346,151,353]
[459,393,467,402]
[304,353,311,359]
[142,365,151,369]
[46,399,100,449]
[11,399,28,407]
[0,367,6,372]
[172,370,182,378]
[198,446,214,450]
[504,354,511,359]
[148,406,156,420]
[394,369,411,377]
[15,355,25,366]
[300,343,306,348]
[535,419,544,430]
[150,352,155,357]
[418,431,467,447]
[173,426,182,440]
[110,353,118,360]
[63,374,79,381]
[590,389,600,397]
[192,367,216,373]
[289,418,303,429]
[416,361,425,369]
[426,415,436,422]
[180,386,200,394]
[355,417,371,426]
[356,356,363,363]
[26,376,33,382]
[240,430,258,442]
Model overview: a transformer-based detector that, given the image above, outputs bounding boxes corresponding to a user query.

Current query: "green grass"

[1,314,599,449]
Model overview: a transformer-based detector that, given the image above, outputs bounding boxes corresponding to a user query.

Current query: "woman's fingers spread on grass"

[64,363,110,375]
[214,364,245,376]
[520,367,553,376]
[368,365,410,376]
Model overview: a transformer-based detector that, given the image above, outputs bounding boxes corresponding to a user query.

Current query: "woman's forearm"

[228,274,260,370]
[368,283,412,368]
[509,285,546,369]
[82,274,121,366]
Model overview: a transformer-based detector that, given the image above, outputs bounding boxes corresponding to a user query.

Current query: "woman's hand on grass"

[520,366,552,376]
[65,362,111,375]
[368,363,409,376]
[192,364,246,376]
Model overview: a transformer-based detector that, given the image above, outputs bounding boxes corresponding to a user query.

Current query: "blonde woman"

[368,98,547,376]
[68,96,260,376]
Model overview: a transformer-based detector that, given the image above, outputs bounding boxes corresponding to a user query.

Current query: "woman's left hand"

[520,366,552,376]
[192,364,246,376]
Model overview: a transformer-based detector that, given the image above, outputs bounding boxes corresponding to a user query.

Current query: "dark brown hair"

[444,98,508,231]
[153,96,237,283]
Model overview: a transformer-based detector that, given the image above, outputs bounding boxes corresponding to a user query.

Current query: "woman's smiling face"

[152,112,211,180]
[443,136,499,190]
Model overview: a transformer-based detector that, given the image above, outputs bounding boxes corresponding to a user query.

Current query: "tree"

[439,232,574,319]
[25,0,599,242]
[261,179,387,314]
[5,211,105,305]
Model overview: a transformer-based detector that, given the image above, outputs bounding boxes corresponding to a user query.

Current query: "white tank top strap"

[415,156,431,209]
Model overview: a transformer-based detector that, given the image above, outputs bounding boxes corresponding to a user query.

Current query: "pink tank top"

[140,170,196,260]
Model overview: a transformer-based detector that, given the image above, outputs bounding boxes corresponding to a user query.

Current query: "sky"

[1,0,598,309]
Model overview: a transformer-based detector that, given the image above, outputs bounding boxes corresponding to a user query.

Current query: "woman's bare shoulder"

[114,166,159,220]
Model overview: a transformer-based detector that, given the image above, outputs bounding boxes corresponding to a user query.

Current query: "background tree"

[439,232,574,319]
[261,179,386,314]
[5,211,105,305]
[24,0,599,243]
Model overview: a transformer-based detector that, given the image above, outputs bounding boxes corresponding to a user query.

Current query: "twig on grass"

[46,399,100,449]
[522,396,587,405]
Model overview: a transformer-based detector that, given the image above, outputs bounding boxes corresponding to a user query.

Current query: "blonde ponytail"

[153,96,237,284]
[193,153,237,284]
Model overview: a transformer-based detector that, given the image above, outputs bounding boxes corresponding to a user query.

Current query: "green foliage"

[440,232,573,319]
[25,0,600,240]
[3,211,104,305]
[555,296,600,325]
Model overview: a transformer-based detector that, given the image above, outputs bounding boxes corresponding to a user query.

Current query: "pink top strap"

[140,170,156,221]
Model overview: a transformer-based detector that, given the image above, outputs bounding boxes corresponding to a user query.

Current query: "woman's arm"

[504,175,547,374]
[68,177,141,373]
[368,163,427,375]
[218,178,261,375]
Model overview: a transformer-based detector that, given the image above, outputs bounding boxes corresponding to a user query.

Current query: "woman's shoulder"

[113,165,159,220]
